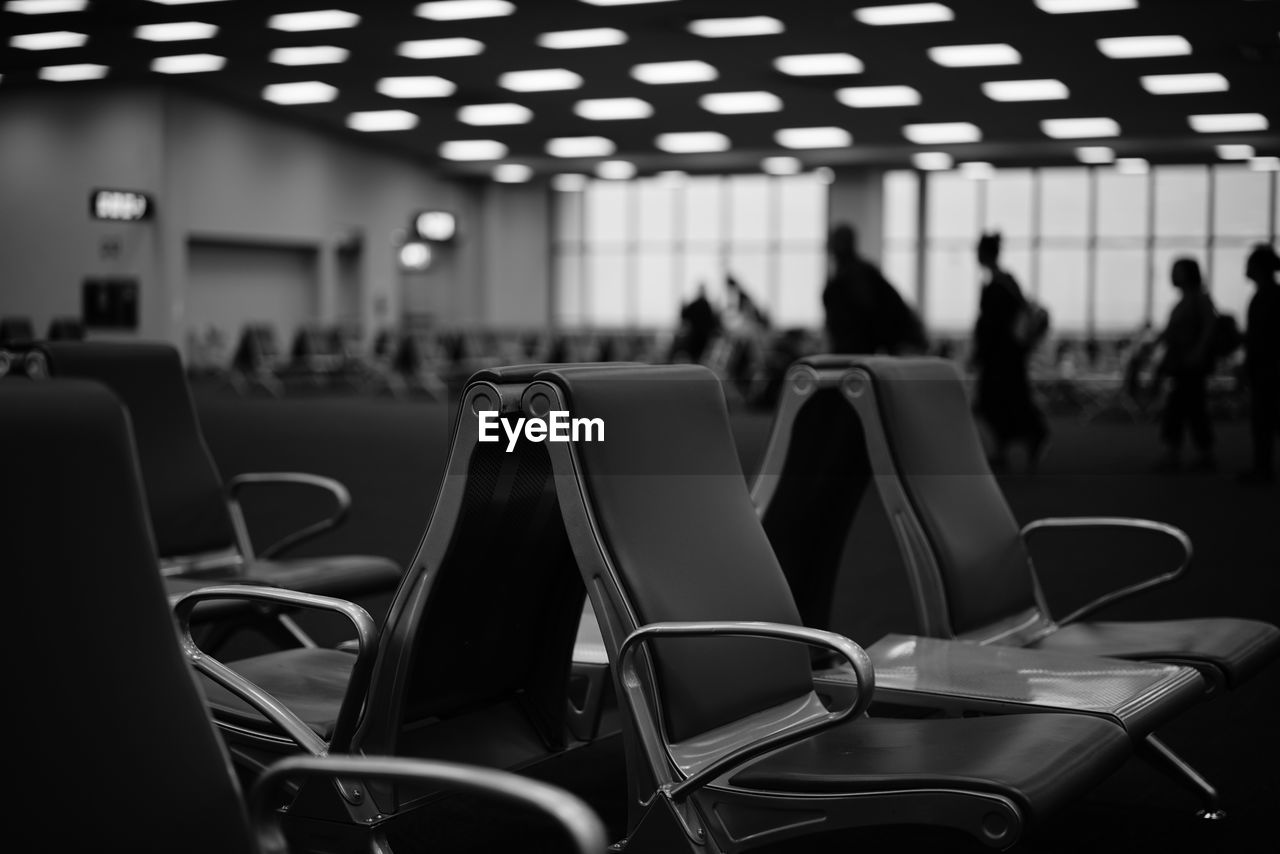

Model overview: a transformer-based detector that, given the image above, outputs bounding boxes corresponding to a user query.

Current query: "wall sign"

[90,188,154,222]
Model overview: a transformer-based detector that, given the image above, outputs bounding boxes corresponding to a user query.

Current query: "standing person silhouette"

[823,222,926,355]
[1155,257,1217,472]
[670,283,720,364]
[1239,244,1280,485]
[972,232,1048,472]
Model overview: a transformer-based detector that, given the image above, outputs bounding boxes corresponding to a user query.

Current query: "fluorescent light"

[151,53,225,74]
[699,91,782,114]
[439,139,508,161]
[596,160,636,180]
[961,161,995,179]
[655,132,730,153]
[537,28,627,49]
[499,68,582,92]
[762,156,802,175]
[146,1,232,4]
[982,78,1069,101]
[262,81,338,105]
[10,30,86,49]
[1041,117,1120,138]
[267,10,360,32]
[1249,156,1280,172]
[270,46,349,66]
[1036,0,1136,12]
[929,44,1021,67]
[688,16,783,38]
[494,163,533,183]
[37,62,106,81]
[1216,144,1255,160]
[1075,145,1115,164]
[631,60,717,85]
[6,1,88,13]
[457,103,533,125]
[417,1,512,20]
[1141,73,1228,95]
[397,38,484,59]
[581,0,677,5]
[1189,112,1268,133]
[347,110,418,132]
[552,173,588,191]
[836,85,920,108]
[775,126,852,149]
[547,136,616,158]
[376,76,456,98]
[1115,157,1148,175]
[913,151,953,171]
[903,121,981,144]
[574,97,653,120]
[1097,35,1191,59]
[656,170,686,185]
[854,3,954,25]
[773,53,863,76]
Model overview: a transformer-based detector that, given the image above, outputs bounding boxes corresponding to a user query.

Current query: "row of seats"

[7,345,1277,852]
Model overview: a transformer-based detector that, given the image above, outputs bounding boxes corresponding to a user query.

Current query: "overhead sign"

[90,188,154,222]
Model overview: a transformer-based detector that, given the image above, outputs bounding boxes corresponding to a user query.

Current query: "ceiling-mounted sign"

[413,210,456,243]
[90,188,154,222]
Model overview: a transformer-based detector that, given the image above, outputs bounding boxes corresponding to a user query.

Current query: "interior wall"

[828,167,887,267]
[185,240,318,350]
[479,181,552,328]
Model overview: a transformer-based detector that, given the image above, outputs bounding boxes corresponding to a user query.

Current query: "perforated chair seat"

[1031,618,1280,690]
[730,713,1128,820]
[202,649,354,739]
[243,555,401,599]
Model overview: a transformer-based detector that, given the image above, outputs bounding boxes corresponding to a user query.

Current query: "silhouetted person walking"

[1156,257,1217,471]
[823,222,926,355]
[1239,244,1279,485]
[671,283,720,363]
[972,232,1048,472]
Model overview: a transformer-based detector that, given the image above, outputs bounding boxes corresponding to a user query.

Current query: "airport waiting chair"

[502,362,1132,852]
[5,378,607,854]
[231,323,285,396]
[0,314,35,346]
[28,342,402,638]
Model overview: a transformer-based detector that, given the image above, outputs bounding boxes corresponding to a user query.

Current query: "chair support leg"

[1138,735,1226,820]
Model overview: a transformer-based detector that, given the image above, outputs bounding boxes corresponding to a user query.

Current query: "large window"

[553,173,828,328]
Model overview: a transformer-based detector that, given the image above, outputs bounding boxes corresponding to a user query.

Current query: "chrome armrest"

[1021,516,1193,626]
[225,472,351,560]
[618,620,874,802]
[173,585,377,755]
[251,755,608,854]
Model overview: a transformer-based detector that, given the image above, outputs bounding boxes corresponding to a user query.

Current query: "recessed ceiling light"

[457,103,533,125]
[982,78,1069,101]
[1075,145,1115,164]
[494,163,533,183]
[262,81,338,105]
[854,3,954,25]
[135,21,217,41]
[1189,112,1268,133]
[961,161,995,179]
[439,139,508,161]
[699,91,783,114]
[596,160,637,180]
[1115,157,1148,175]
[347,110,419,132]
[416,0,513,20]
[1141,72,1228,95]
[928,44,1021,67]
[537,28,627,49]
[913,151,953,171]
[499,68,583,92]
[903,121,981,144]
[10,30,86,50]
[1249,156,1280,172]
[37,62,106,81]
[1216,144,1255,160]
[547,136,616,158]
[552,173,588,191]
[656,170,687,185]
[1035,0,1136,12]
[397,38,484,59]
[267,10,360,32]
[773,53,863,76]
[1041,117,1120,138]
[1096,35,1191,59]
[687,16,784,38]
[655,132,730,153]
[836,85,921,108]
[574,97,653,120]
[376,76,456,98]
[270,46,349,66]
[151,53,225,74]
[775,126,852,149]
[762,156,802,175]
[630,60,717,85]
[6,1,89,13]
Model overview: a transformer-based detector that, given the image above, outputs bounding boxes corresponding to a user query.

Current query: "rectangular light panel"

[537,28,627,49]
[982,78,1069,101]
[1042,117,1120,138]
[377,76,456,98]
[773,53,863,75]
[347,110,419,132]
[397,38,483,59]
[775,126,852,149]
[151,53,225,73]
[854,3,954,25]
[1036,0,1136,12]
[262,80,338,105]
[700,91,782,114]
[416,1,513,20]
[575,98,653,120]
[688,16,784,38]
[268,10,360,32]
[1140,73,1228,95]
[836,85,921,107]
[270,46,350,66]
[457,103,533,125]
[1075,145,1115,164]
[11,30,87,49]
[1188,113,1268,133]
[547,136,616,158]
[655,132,731,153]
[499,68,583,91]
[631,60,717,84]
[439,139,508,160]
[1097,35,1191,58]
[903,121,982,144]
[928,43,1021,67]
[38,62,106,81]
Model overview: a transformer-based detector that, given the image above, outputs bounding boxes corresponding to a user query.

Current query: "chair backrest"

[0,314,35,345]
[6,379,257,854]
[34,341,237,558]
